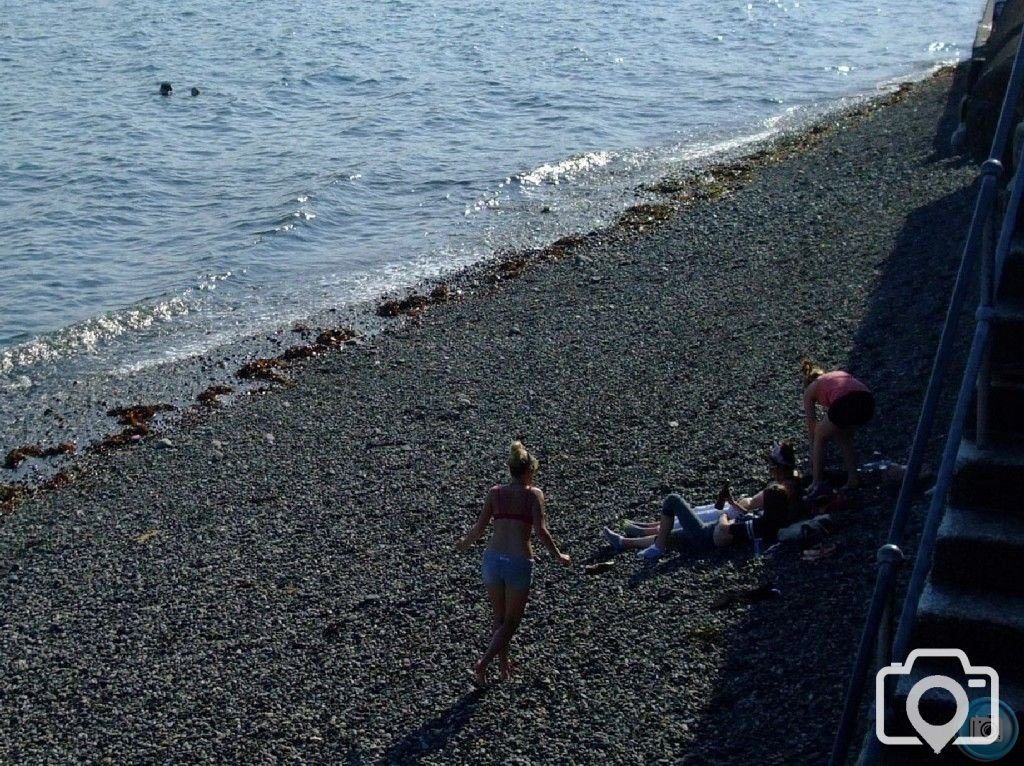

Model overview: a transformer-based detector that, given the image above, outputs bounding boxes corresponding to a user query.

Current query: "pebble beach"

[0,66,980,765]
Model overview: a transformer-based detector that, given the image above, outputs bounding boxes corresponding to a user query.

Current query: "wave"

[517,151,616,186]
[0,295,193,376]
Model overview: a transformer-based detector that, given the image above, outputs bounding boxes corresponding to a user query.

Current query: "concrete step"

[1002,238,1024,305]
[932,505,1024,596]
[968,375,1024,447]
[987,375,1024,435]
[910,580,1024,675]
[949,440,1024,514]
[989,302,1024,369]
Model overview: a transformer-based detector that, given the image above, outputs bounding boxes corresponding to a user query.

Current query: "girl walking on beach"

[455,441,571,687]
[801,358,875,493]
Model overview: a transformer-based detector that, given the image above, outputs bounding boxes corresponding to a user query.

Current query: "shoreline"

[1,67,951,501]
[0,65,978,764]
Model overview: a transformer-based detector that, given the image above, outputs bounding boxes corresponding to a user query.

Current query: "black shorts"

[827,390,875,429]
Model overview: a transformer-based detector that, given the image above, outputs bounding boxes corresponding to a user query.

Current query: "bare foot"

[469,663,488,689]
[499,657,514,681]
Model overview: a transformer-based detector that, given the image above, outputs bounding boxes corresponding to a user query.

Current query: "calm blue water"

[0,0,983,457]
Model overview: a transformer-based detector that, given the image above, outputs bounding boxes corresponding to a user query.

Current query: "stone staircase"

[874,242,1024,763]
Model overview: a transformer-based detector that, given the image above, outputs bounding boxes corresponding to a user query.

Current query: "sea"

[0,0,985,470]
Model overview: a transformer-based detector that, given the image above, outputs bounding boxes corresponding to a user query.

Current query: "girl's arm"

[725,482,760,511]
[735,490,763,511]
[803,381,819,442]
[532,489,571,566]
[455,490,494,551]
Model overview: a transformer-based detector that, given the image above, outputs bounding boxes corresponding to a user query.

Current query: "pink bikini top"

[491,484,536,525]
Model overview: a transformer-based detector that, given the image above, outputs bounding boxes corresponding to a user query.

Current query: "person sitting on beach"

[455,441,571,688]
[603,442,803,560]
[801,358,875,494]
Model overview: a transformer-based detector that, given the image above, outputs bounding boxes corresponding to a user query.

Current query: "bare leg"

[608,503,687,552]
[634,496,704,554]
[625,521,661,537]
[616,532,659,549]
[477,588,529,681]
[483,584,508,684]
[654,512,675,550]
[812,417,839,487]
[836,428,859,489]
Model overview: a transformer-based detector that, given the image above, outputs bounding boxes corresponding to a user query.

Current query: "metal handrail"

[828,27,1024,766]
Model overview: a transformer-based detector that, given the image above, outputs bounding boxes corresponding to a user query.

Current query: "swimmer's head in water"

[508,440,539,479]
[190,87,200,97]
[160,82,173,96]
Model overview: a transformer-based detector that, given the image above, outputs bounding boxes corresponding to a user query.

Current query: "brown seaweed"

[89,424,152,453]
[377,282,455,318]
[1,484,18,513]
[197,384,234,407]
[106,404,176,426]
[281,345,318,361]
[543,235,587,259]
[237,358,289,384]
[314,327,360,348]
[616,203,675,231]
[4,442,76,470]
[377,294,431,317]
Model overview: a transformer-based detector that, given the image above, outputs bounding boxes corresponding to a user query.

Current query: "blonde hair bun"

[508,440,539,478]
[800,358,825,387]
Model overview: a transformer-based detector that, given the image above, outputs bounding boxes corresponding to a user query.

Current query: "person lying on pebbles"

[456,440,571,688]
[603,441,804,560]
[606,484,795,560]
[801,358,875,495]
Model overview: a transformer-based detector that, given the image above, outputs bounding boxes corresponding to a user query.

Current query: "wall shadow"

[670,69,981,765]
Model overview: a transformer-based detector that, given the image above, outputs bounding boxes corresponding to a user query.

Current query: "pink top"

[814,371,871,408]
[490,484,536,525]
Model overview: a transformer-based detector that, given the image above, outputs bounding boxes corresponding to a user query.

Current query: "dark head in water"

[190,87,200,97]
[160,82,173,96]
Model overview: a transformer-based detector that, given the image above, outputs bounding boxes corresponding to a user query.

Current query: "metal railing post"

[977,201,995,448]
[828,545,903,765]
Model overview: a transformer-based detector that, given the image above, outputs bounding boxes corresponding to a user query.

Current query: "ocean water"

[0,0,983,463]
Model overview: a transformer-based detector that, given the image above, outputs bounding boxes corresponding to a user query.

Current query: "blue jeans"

[481,549,533,592]
[662,493,716,550]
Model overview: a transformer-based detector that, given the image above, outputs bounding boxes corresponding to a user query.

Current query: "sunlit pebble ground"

[0,67,976,765]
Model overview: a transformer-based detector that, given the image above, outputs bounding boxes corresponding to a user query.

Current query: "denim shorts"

[481,549,533,592]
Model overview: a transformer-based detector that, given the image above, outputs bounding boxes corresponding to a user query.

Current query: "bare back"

[487,483,542,558]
